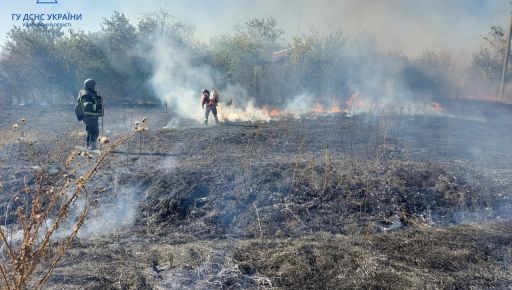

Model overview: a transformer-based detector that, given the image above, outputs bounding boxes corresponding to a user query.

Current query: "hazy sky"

[0,0,509,58]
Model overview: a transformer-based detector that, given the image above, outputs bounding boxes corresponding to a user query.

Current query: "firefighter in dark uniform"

[75,79,103,150]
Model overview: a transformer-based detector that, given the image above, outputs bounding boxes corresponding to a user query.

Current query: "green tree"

[137,10,195,45]
[243,17,284,49]
[57,31,113,98]
[98,11,141,102]
[404,50,455,97]
[210,34,265,99]
[0,25,68,104]
[284,31,345,99]
[471,26,507,85]
[209,17,285,104]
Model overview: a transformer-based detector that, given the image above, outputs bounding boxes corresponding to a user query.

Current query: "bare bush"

[0,119,148,289]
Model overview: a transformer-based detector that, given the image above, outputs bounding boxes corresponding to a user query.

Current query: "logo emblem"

[37,0,58,3]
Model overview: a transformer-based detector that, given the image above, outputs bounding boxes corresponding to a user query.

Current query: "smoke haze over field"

[0,0,508,59]
[114,0,509,59]
[0,0,511,111]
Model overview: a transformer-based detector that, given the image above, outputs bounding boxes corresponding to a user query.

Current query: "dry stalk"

[322,146,330,194]
[0,119,148,289]
[284,204,306,227]
[290,139,305,192]
[253,203,263,239]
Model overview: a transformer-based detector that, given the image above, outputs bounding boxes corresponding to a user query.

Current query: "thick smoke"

[144,24,461,121]
[146,35,280,122]
[285,93,314,114]
[125,2,512,122]
[147,37,213,121]
[100,1,506,61]
[202,0,506,59]
[341,34,411,100]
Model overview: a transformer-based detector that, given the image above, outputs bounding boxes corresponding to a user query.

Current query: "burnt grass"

[1,101,512,289]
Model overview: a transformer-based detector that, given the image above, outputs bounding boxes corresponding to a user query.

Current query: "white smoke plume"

[140,7,502,122]
[285,93,315,115]
[148,37,214,121]
[146,35,281,123]
[78,186,143,237]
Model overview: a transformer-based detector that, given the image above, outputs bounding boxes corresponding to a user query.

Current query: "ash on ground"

[0,101,511,289]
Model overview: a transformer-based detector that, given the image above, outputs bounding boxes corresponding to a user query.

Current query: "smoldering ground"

[14,102,507,289]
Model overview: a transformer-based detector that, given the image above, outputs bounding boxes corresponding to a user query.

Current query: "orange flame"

[311,103,325,114]
[261,106,286,119]
[329,105,342,113]
[344,92,368,113]
[310,103,344,114]
[215,91,459,122]
[269,109,282,118]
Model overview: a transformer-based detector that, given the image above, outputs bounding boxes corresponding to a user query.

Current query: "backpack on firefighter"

[210,90,220,106]
[75,86,103,121]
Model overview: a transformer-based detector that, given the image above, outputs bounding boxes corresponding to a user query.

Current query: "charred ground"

[0,100,511,289]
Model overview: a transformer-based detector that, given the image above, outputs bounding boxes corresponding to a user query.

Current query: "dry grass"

[2,105,511,289]
[0,118,148,290]
[231,222,512,289]
[46,222,510,289]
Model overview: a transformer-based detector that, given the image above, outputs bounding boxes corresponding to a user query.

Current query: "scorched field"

[0,99,511,289]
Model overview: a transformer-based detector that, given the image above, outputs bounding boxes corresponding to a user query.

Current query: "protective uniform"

[201,89,219,125]
[75,79,103,150]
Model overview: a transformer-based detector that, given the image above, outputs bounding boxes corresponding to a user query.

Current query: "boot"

[88,142,97,150]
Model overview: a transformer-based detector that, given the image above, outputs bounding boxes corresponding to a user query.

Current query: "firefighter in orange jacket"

[201,89,219,125]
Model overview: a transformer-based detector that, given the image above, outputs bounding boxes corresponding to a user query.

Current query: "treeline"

[0,11,507,107]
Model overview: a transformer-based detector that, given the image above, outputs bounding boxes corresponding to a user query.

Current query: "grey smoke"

[78,186,143,238]
[148,36,214,121]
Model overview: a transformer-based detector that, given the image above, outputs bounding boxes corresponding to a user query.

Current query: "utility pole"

[499,11,512,99]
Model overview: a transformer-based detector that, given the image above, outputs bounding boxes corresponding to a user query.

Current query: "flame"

[344,92,368,113]
[329,105,342,113]
[311,103,325,114]
[346,93,359,108]
[310,103,344,115]
[216,91,450,123]
[261,106,286,119]
[218,103,273,122]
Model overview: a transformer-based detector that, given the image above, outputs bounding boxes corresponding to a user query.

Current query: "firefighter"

[75,79,104,150]
[201,89,219,125]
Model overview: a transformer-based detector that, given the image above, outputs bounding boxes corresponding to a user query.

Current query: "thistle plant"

[0,119,149,290]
